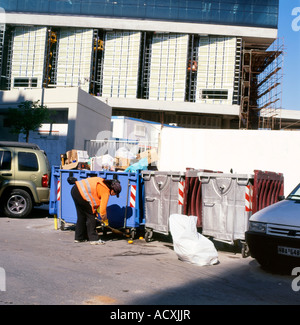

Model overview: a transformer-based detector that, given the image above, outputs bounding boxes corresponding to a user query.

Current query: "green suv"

[0,141,51,218]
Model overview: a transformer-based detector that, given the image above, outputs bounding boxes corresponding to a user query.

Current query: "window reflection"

[4,0,278,28]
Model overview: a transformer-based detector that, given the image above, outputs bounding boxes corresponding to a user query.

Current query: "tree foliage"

[8,100,51,142]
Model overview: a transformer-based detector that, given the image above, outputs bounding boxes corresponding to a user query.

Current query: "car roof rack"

[0,141,41,150]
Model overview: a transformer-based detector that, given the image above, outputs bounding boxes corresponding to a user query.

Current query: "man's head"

[111,180,121,197]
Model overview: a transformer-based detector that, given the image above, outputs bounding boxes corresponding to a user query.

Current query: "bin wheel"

[60,220,65,231]
[130,228,136,239]
[242,243,250,258]
[145,229,153,242]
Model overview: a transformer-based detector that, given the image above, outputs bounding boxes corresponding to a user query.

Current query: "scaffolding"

[89,29,105,96]
[239,38,284,130]
[43,28,58,87]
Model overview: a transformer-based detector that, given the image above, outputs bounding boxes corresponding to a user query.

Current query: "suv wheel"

[3,189,33,218]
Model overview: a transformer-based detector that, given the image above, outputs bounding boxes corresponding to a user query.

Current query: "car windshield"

[287,184,300,201]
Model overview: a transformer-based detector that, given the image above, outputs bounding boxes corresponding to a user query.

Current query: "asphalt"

[0,206,300,306]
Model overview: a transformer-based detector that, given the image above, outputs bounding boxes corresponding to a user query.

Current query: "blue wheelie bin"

[49,167,144,237]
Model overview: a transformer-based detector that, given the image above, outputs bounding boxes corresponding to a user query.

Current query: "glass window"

[14,78,38,88]
[18,152,38,171]
[0,151,12,170]
[81,0,107,15]
[49,0,80,14]
[287,184,300,201]
[202,89,228,100]
[3,0,279,29]
[17,0,49,12]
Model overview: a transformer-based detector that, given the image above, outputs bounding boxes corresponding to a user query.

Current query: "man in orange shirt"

[71,177,121,244]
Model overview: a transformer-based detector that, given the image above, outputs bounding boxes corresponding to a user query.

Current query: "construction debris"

[60,148,158,171]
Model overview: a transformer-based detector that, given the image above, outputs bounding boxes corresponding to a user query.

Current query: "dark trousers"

[71,185,99,241]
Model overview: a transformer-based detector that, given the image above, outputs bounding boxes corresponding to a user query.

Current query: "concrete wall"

[6,13,277,44]
[73,88,112,149]
[0,87,112,166]
[112,116,169,143]
[159,128,300,196]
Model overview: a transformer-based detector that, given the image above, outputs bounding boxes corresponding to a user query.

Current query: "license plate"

[278,246,300,257]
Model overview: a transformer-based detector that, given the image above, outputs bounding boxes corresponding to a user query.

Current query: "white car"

[246,183,300,269]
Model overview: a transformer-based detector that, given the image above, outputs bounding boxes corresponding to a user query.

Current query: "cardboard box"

[61,149,89,170]
[114,157,132,170]
[137,148,158,164]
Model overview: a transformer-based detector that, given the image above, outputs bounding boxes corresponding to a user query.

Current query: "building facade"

[0,0,283,130]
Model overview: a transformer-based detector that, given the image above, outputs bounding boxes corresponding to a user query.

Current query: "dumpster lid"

[141,170,185,176]
[198,172,254,180]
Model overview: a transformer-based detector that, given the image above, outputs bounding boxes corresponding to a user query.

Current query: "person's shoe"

[74,239,87,243]
[90,239,105,245]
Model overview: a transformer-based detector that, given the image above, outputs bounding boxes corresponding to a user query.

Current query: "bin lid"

[141,170,185,176]
[197,172,254,178]
[198,172,254,180]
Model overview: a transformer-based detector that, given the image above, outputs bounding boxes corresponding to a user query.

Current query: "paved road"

[0,206,300,306]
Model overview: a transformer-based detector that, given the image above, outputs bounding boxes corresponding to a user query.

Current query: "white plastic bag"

[169,214,219,266]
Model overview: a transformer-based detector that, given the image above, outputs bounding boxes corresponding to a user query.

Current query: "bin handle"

[237,178,249,186]
[171,174,183,182]
[142,173,151,181]
[146,197,155,202]
[204,202,215,207]
[199,176,210,184]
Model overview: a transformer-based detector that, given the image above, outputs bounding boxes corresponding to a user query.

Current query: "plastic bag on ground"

[169,214,219,266]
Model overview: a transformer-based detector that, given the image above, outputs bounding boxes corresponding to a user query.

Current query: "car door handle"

[1,173,12,176]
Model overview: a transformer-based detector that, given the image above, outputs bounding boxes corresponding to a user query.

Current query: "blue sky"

[278,0,300,110]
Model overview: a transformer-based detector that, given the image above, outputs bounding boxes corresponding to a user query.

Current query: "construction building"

[0,0,297,132]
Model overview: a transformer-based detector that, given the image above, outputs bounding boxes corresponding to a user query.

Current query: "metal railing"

[84,139,158,158]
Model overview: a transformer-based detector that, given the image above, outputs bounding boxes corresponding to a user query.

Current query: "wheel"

[60,220,65,231]
[102,226,107,236]
[145,229,153,242]
[2,189,33,218]
[130,228,137,239]
[255,255,273,269]
[241,243,250,258]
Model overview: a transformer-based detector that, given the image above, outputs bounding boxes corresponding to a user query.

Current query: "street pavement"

[0,206,300,306]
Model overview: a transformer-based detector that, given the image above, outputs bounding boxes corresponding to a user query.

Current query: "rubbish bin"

[142,171,185,241]
[183,169,203,228]
[198,172,254,245]
[252,170,284,214]
[183,168,221,228]
[49,167,144,236]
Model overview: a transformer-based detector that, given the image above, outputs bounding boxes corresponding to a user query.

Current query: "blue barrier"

[49,167,145,231]
[49,165,60,215]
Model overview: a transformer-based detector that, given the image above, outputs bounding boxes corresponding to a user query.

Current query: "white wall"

[111,116,163,143]
[159,128,300,195]
[6,13,277,42]
[73,88,112,150]
[19,123,68,166]
[1,87,112,167]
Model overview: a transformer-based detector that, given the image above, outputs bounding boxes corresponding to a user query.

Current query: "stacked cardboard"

[61,150,89,169]
[60,148,158,171]
[136,148,158,164]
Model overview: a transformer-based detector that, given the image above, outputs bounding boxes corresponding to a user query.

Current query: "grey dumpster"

[142,171,185,241]
[198,172,253,247]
